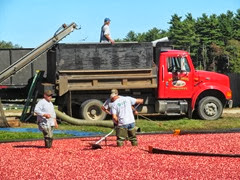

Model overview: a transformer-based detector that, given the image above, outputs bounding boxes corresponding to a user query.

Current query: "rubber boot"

[116,127,127,147]
[44,138,51,148]
[128,128,138,146]
[49,138,53,148]
[44,138,47,147]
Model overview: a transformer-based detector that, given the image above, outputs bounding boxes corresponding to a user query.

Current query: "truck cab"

[155,49,232,120]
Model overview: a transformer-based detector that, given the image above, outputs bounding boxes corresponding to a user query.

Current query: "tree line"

[116,9,240,74]
[0,40,21,48]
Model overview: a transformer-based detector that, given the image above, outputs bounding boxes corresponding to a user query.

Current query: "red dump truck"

[0,35,232,121]
[39,41,231,121]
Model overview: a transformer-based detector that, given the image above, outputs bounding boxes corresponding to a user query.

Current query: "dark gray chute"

[55,109,113,128]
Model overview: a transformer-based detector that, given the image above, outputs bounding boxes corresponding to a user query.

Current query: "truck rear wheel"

[80,99,107,121]
[197,96,223,120]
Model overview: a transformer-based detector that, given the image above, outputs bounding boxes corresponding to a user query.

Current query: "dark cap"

[44,90,53,96]
[104,18,111,22]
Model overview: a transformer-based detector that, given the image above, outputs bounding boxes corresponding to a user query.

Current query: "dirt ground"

[222,108,240,117]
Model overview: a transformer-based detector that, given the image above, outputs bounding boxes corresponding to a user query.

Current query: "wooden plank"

[58,76,69,96]
[57,73,157,93]
[65,75,157,81]
[92,80,98,86]
[122,79,128,86]
[59,68,152,73]
[67,84,157,91]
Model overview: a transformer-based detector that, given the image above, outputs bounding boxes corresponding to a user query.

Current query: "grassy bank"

[1,115,240,141]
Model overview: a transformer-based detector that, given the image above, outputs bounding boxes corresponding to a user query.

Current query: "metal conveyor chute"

[0,22,78,84]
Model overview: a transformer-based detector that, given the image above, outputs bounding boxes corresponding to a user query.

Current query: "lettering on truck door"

[163,55,193,98]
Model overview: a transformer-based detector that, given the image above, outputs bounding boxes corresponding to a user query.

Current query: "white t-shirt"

[34,98,56,126]
[100,24,111,42]
[102,96,122,114]
[111,96,137,126]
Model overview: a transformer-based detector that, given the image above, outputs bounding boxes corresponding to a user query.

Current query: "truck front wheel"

[197,96,223,120]
[80,99,107,121]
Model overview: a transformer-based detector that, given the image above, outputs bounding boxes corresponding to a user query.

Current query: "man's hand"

[54,119,58,128]
[43,114,51,119]
[113,122,118,128]
[112,114,118,125]
[105,34,115,44]
[101,106,111,115]
[133,110,138,115]
[55,123,59,129]
[110,39,115,44]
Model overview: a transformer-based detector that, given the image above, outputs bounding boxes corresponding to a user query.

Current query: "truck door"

[159,54,193,98]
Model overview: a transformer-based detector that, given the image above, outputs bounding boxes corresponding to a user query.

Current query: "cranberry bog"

[1,133,240,179]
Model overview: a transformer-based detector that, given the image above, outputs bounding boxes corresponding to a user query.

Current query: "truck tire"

[80,99,107,121]
[197,96,223,120]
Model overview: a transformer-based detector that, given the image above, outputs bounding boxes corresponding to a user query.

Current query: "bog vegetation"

[1,115,240,141]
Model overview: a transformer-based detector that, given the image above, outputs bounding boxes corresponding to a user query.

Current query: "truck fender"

[191,82,231,110]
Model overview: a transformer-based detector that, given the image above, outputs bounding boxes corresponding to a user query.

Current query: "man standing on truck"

[100,18,115,44]
[111,91,143,147]
[34,90,58,148]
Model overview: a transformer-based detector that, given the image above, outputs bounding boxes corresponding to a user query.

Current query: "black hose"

[149,146,240,158]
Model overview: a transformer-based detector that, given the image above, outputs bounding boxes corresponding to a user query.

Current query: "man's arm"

[104,34,115,44]
[132,98,144,115]
[103,26,114,44]
[54,118,58,128]
[101,106,111,115]
[112,114,118,125]
[136,98,144,105]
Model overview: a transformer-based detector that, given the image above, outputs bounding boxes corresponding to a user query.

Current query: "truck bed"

[57,68,157,96]
[46,42,156,96]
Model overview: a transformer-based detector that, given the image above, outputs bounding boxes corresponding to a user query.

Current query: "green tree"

[225,40,240,73]
[209,43,229,73]
[117,28,168,42]
[168,13,200,67]
[144,28,168,42]
[182,13,199,52]
[196,14,223,46]
[123,31,138,41]
[218,11,234,45]
[195,14,222,70]
[116,9,240,73]
[0,40,21,48]
[168,14,184,49]
[233,9,240,40]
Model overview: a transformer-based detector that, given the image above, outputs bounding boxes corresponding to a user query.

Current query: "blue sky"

[0,0,239,48]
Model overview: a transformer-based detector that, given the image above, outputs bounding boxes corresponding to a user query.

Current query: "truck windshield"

[167,57,190,72]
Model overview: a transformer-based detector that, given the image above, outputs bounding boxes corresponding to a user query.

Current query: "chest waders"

[116,127,138,147]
